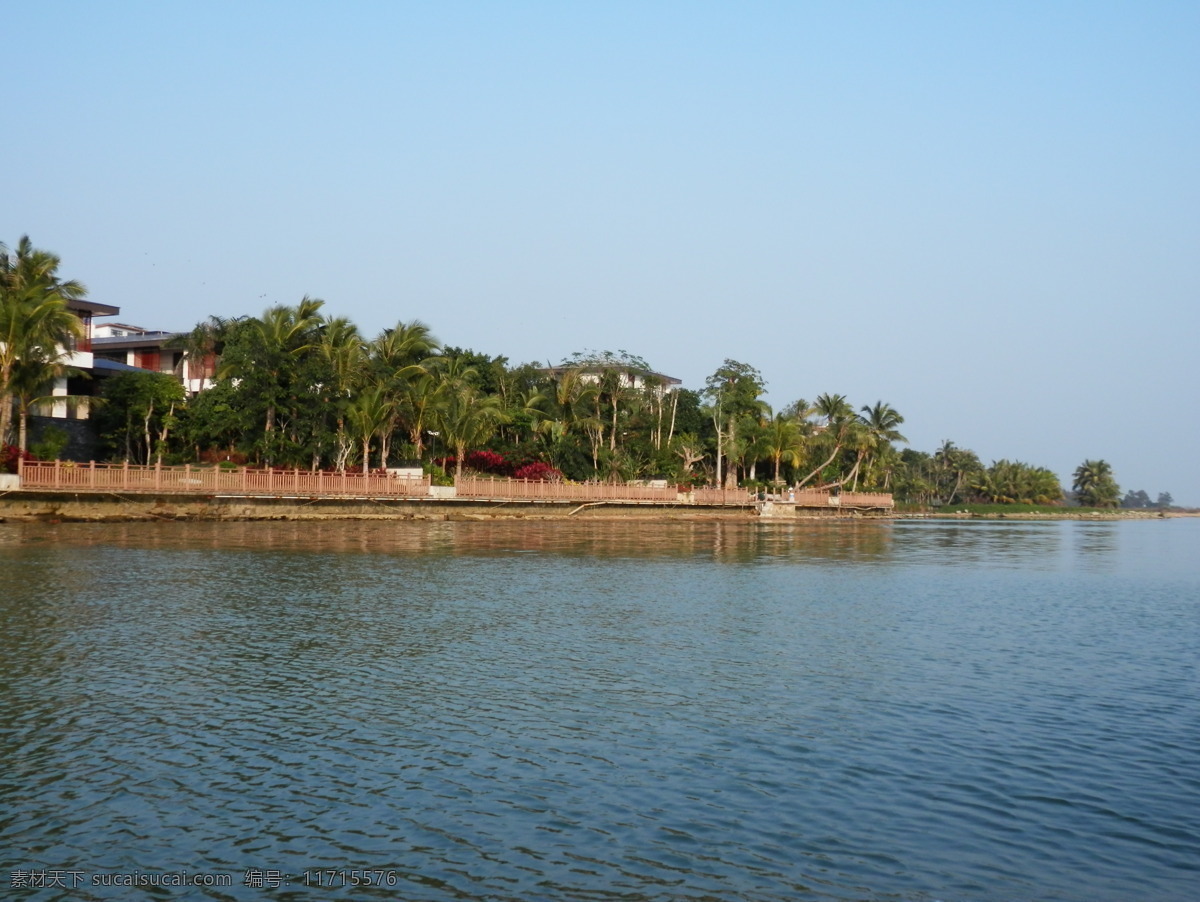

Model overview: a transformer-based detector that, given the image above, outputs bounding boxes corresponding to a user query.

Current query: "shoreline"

[0,490,1192,523]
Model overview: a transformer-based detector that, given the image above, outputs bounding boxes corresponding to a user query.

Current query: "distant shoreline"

[0,491,1194,523]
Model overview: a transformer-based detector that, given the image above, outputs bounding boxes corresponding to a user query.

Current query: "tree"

[95,371,186,464]
[1121,489,1152,509]
[320,317,367,470]
[347,386,394,471]
[763,412,806,484]
[216,297,327,464]
[703,360,767,488]
[794,392,854,489]
[1072,459,1120,508]
[975,460,1063,504]
[1156,492,1174,509]
[434,382,508,483]
[855,401,907,491]
[0,237,87,449]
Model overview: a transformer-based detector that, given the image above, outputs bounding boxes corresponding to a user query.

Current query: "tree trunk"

[723,418,738,489]
[155,401,175,466]
[796,442,843,489]
[0,388,12,447]
[143,399,155,466]
[666,391,678,446]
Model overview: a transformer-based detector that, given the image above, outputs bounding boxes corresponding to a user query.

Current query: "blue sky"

[5,1,1198,503]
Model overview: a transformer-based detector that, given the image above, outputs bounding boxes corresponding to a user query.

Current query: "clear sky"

[5,1,1197,504]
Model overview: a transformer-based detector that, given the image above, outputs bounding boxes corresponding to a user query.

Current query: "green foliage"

[30,425,69,461]
[95,370,186,464]
[0,236,87,450]
[974,459,1063,505]
[1072,459,1120,508]
[561,348,652,372]
[2,239,1103,491]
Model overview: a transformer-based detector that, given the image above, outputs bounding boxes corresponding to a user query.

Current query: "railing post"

[122,459,129,491]
[184,463,190,492]
[89,460,96,488]
[54,458,61,489]
[294,468,300,494]
[154,460,161,491]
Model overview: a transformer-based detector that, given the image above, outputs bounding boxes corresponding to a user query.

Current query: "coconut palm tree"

[320,317,366,470]
[1073,459,1119,507]
[218,296,326,462]
[347,386,394,471]
[856,401,906,490]
[795,393,855,489]
[434,383,508,483]
[8,340,82,454]
[763,412,806,484]
[0,237,87,449]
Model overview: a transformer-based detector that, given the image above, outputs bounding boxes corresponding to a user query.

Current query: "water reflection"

[0,519,901,566]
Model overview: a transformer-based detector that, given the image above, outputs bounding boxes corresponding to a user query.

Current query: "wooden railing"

[692,487,756,506]
[790,489,894,509]
[837,491,895,509]
[15,460,893,509]
[456,475,680,502]
[18,460,430,497]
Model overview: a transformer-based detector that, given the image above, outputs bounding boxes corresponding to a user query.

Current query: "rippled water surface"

[1,518,1197,901]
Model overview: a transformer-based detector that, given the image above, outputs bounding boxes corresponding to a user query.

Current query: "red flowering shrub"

[513,461,563,482]
[1,445,38,474]
[466,450,510,475]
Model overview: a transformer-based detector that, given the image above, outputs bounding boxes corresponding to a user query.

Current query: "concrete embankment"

[0,490,773,522]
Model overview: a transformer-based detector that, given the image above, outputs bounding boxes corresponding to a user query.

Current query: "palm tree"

[0,237,87,449]
[856,401,906,490]
[348,386,395,471]
[795,393,855,489]
[169,315,238,394]
[8,340,82,454]
[218,296,325,463]
[763,412,805,484]
[434,383,508,483]
[536,368,599,468]
[1073,459,1119,507]
[320,317,366,470]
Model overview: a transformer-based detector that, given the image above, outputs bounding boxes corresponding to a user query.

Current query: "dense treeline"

[3,238,1151,506]
[87,297,1095,505]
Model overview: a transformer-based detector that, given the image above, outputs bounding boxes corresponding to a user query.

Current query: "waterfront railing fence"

[456,475,680,503]
[18,460,431,498]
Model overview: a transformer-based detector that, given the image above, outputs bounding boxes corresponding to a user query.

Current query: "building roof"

[91,331,180,349]
[66,299,120,317]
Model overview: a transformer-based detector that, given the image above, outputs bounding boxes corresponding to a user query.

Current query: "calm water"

[1,518,1197,901]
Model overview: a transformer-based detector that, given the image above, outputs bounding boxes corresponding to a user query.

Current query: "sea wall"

[0,491,762,522]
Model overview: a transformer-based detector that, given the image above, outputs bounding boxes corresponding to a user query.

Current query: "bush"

[30,426,70,462]
[513,461,563,482]
[0,445,38,474]
[465,449,510,475]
